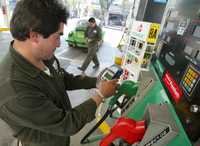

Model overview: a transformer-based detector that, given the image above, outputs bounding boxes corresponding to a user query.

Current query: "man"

[78,17,102,73]
[0,0,118,146]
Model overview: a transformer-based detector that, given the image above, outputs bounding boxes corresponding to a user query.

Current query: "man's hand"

[91,79,118,106]
[87,38,92,43]
[98,79,118,98]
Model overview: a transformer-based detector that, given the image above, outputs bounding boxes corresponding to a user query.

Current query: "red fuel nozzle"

[100,117,146,146]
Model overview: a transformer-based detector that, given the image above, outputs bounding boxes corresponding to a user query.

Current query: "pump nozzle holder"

[100,117,145,146]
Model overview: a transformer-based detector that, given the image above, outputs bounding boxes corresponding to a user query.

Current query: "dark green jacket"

[0,42,97,146]
[85,25,102,44]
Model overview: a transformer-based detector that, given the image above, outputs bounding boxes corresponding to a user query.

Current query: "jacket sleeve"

[63,70,97,90]
[85,26,89,38]
[2,88,97,137]
[97,26,102,41]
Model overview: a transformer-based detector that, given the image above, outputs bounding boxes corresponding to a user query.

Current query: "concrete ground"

[0,21,123,146]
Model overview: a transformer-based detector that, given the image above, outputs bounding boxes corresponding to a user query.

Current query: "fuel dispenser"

[81,62,199,146]
[108,0,200,145]
[98,69,188,146]
[80,0,200,145]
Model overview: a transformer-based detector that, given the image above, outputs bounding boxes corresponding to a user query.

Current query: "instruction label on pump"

[147,24,160,43]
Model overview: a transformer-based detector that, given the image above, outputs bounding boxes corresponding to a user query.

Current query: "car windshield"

[76,20,88,27]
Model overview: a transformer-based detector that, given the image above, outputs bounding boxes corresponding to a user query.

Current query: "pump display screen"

[180,64,200,100]
[104,72,113,80]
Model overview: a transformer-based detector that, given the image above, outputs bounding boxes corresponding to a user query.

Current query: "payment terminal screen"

[180,64,200,100]
[104,72,113,80]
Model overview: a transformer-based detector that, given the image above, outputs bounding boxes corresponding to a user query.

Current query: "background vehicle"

[108,13,124,26]
[66,18,105,49]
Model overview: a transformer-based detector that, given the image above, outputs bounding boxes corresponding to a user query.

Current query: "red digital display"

[162,70,183,103]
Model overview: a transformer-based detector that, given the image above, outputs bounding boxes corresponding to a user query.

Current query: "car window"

[77,20,88,27]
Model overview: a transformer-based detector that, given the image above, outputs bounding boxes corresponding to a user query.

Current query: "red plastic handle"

[100,117,145,146]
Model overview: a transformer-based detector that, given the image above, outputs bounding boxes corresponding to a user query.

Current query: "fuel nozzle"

[100,117,146,146]
[109,80,138,107]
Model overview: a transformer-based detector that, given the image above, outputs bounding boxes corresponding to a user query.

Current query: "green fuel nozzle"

[109,80,138,107]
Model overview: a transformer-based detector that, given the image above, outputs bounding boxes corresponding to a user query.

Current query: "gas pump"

[155,0,200,142]
[81,0,200,145]
[111,0,200,146]
[108,0,200,145]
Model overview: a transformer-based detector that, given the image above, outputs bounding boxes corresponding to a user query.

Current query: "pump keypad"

[181,65,200,97]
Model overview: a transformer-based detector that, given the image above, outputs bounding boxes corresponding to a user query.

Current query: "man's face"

[89,22,96,28]
[36,22,64,60]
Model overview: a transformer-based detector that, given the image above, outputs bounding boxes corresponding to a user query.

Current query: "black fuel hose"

[80,106,115,144]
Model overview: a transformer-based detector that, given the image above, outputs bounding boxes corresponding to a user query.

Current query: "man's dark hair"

[88,17,96,23]
[10,0,69,41]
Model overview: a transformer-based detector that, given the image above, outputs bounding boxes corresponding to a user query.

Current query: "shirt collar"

[10,41,42,78]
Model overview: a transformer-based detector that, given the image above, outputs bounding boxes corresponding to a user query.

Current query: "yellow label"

[0,28,10,31]
[96,116,110,134]
[147,24,160,43]
[115,56,123,66]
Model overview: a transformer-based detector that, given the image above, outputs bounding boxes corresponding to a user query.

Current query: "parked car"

[108,13,125,26]
[66,18,104,49]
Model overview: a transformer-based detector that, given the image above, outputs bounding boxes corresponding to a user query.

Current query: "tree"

[122,0,130,17]
[64,0,84,17]
[99,0,115,24]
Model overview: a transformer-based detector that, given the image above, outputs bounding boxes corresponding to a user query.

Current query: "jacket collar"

[10,41,42,78]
